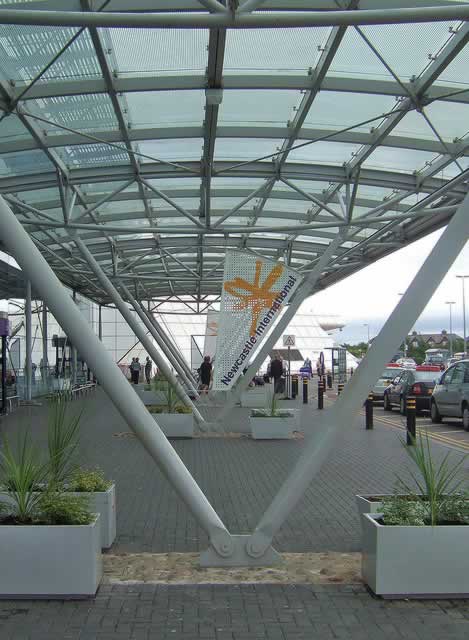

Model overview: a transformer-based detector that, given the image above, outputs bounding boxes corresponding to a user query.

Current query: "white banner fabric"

[203,310,219,360]
[213,250,302,390]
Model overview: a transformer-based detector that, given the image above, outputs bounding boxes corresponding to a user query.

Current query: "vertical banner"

[213,250,302,391]
[203,309,219,361]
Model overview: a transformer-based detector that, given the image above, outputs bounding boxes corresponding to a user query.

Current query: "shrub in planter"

[361,432,469,597]
[0,433,101,597]
[250,394,296,439]
[67,468,116,550]
[146,376,194,437]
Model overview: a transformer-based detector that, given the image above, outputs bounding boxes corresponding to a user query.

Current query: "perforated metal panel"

[213,250,302,391]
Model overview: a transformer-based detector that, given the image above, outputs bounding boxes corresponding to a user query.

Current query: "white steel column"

[42,302,48,383]
[0,194,233,558]
[142,303,198,387]
[24,281,32,401]
[120,284,199,397]
[244,193,469,561]
[71,291,78,385]
[218,234,343,422]
[73,235,205,425]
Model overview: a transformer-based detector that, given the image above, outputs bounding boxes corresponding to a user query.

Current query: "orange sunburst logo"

[224,260,284,336]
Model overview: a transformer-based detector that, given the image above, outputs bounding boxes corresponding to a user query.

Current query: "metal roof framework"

[0,1,469,310]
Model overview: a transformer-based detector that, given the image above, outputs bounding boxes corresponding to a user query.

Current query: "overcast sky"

[310,229,469,344]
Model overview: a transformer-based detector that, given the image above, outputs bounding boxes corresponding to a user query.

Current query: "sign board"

[283,335,295,347]
[213,250,302,390]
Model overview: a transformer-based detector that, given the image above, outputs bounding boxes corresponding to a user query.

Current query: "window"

[450,364,465,385]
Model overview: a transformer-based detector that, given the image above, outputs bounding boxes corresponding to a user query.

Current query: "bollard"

[338,382,344,396]
[292,374,298,399]
[302,377,308,404]
[365,392,374,430]
[327,372,333,389]
[317,379,324,410]
[406,395,416,445]
[350,368,354,377]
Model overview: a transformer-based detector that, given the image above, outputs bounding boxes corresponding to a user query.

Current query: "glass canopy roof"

[0,1,468,306]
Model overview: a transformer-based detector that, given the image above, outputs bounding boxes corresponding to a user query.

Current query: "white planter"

[69,485,116,549]
[362,512,469,598]
[241,386,273,408]
[250,415,295,439]
[0,486,116,550]
[356,494,393,517]
[135,388,166,405]
[152,413,194,437]
[0,515,102,598]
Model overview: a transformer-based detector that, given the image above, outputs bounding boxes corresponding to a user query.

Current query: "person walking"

[130,357,140,384]
[198,356,212,393]
[270,355,284,394]
[145,356,152,384]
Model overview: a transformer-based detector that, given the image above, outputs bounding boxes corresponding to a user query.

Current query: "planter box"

[241,386,273,408]
[135,388,166,405]
[0,515,102,598]
[69,485,116,549]
[152,413,194,437]
[0,486,116,550]
[356,494,394,518]
[361,512,469,598]
[250,415,295,439]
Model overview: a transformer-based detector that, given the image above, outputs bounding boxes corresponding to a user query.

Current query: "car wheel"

[430,401,442,424]
[383,394,392,412]
[399,396,406,416]
[462,405,469,432]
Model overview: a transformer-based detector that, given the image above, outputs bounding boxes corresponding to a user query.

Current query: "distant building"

[408,330,462,349]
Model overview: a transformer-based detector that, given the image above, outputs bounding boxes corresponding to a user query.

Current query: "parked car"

[383,365,441,415]
[396,358,417,369]
[431,359,469,430]
[371,364,402,403]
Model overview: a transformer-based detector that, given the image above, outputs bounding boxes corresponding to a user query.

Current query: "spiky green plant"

[397,430,468,525]
[152,375,183,413]
[47,391,83,489]
[0,432,50,523]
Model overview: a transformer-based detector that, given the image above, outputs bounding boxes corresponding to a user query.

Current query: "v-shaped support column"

[244,193,469,562]
[0,196,235,559]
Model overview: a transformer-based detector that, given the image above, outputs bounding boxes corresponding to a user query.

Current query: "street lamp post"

[445,301,455,356]
[456,276,469,356]
[363,323,370,351]
[398,293,408,356]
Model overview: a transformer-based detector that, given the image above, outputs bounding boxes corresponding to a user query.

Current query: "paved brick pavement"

[1,583,469,640]
[0,389,467,554]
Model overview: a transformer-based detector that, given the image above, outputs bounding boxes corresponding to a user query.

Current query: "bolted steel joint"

[210,531,235,558]
[245,532,271,559]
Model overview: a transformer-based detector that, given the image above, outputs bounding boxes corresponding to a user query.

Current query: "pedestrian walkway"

[0,389,468,639]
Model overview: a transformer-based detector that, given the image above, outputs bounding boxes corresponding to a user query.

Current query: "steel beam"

[120,284,200,399]
[24,281,32,402]
[2,6,469,27]
[0,193,236,558]
[73,234,205,424]
[142,304,199,387]
[244,193,469,561]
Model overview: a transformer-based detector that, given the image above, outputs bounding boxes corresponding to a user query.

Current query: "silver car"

[431,359,469,430]
[371,366,402,403]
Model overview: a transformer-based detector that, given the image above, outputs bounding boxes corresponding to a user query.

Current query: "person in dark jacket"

[270,355,284,393]
[198,356,212,392]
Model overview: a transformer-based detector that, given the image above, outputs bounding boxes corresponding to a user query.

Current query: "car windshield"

[379,369,398,379]
[415,371,440,382]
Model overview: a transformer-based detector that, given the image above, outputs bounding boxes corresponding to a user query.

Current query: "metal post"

[71,291,78,385]
[1,335,6,415]
[446,301,455,356]
[456,276,468,355]
[42,303,48,386]
[140,301,198,390]
[292,374,298,399]
[244,193,469,562]
[338,383,344,396]
[72,235,204,425]
[317,379,324,410]
[98,304,102,340]
[287,345,291,399]
[302,377,308,404]
[120,286,199,398]
[327,372,333,389]
[218,234,343,421]
[406,395,416,445]
[0,194,236,561]
[365,393,374,430]
[25,281,32,401]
